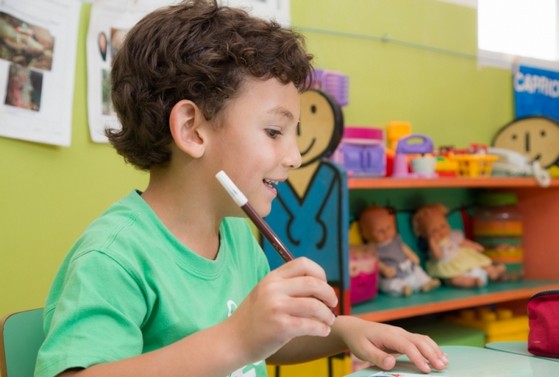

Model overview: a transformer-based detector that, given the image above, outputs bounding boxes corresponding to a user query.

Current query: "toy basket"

[450,154,498,177]
[310,69,349,106]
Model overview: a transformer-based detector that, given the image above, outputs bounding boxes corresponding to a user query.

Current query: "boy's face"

[209,77,302,217]
[424,214,451,242]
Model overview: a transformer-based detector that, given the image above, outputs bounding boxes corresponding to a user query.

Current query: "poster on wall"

[514,65,559,122]
[0,0,80,146]
[87,0,173,143]
[87,0,290,143]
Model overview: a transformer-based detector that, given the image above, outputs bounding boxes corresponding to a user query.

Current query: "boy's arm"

[55,258,337,377]
[269,315,447,374]
[57,320,253,377]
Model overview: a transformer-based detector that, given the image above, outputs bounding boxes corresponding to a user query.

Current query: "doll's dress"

[376,235,432,295]
[426,230,492,279]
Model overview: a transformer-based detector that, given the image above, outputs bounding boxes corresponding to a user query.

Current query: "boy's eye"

[265,129,282,138]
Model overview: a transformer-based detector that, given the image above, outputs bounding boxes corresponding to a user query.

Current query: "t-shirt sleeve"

[35,250,148,377]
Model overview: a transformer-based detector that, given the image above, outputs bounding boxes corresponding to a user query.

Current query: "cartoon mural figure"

[261,89,348,313]
[492,116,559,170]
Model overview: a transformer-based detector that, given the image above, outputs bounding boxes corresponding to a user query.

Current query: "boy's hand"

[336,316,448,373]
[225,257,337,364]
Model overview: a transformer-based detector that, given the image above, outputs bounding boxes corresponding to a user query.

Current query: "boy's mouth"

[263,178,279,189]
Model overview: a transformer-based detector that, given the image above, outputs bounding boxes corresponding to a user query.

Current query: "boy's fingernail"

[423,361,432,372]
[382,357,392,369]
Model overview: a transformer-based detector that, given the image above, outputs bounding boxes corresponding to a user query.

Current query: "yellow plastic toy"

[446,307,529,343]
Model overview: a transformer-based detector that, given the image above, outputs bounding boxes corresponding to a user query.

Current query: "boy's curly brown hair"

[108,0,313,170]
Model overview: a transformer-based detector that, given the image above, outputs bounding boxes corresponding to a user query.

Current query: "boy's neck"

[142,169,221,260]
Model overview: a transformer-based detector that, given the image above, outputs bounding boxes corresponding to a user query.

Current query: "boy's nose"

[284,140,302,169]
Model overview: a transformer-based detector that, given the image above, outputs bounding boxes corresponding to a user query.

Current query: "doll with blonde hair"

[359,205,440,296]
[412,203,506,288]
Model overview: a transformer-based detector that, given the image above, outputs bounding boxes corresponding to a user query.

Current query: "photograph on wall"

[0,0,80,146]
[5,63,43,111]
[87,0,173,143]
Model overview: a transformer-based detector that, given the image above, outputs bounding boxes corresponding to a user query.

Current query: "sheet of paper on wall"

[86,0,175,143]
[0,0,80,146]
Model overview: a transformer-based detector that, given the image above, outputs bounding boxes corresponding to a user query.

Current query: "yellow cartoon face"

[492,117,559,168]
[298,90,343,167]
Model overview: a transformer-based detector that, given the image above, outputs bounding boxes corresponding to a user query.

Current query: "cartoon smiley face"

[492,116,559,168]
[298,89,344,167]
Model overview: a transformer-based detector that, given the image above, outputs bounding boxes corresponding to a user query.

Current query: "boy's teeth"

[264,179,278,186]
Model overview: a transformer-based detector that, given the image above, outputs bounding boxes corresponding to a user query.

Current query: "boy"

[35,1,448,376]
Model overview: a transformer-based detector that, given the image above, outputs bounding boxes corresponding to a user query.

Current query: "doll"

[412,203,506,288]
[358,205,440,297]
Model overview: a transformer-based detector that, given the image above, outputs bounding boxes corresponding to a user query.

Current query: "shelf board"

[351,280,559,322]
[347,177,559,190]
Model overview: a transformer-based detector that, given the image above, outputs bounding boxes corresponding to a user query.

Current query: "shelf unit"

[348,177,559,322]
[348,176,559,189]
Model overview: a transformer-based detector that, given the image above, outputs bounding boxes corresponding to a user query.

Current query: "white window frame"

[441,0,559,71]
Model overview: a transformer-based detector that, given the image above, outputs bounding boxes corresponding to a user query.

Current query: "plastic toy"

[386,121,412,150]
[349,243,378,304]
[488,147,550,187]
[446,307,529,343]
[309,68,349,107]
[412,203,506,288]
[331,126,385,177]
[450,153,498,178]
[392,134,436,178]
[358,205,440,297]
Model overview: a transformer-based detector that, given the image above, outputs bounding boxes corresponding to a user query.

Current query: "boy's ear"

[169,100,206,158]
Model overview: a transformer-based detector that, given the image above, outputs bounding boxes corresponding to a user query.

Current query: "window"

[477,0,559,69]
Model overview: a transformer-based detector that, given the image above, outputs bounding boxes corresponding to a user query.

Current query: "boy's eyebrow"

[268,106,295,121]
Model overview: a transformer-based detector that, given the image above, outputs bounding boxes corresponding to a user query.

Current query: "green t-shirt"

[35,191,270,377]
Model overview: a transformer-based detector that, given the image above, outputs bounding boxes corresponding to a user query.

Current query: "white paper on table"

[0,0,81,146]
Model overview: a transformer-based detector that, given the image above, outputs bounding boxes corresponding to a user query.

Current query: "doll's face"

[361,210,396,245]
[424,214,451,242]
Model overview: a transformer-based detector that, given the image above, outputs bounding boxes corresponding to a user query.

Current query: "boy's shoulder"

[69,191,156,259]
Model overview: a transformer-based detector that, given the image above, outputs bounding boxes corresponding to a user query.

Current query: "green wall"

[293,0,513,143]
[0,0,514,315]
[0,5,148,315]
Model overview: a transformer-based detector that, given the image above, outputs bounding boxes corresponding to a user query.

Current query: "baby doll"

[412,203,506,288]
[358,205,440,297]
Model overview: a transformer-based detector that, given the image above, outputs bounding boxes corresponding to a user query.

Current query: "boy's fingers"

[283,296,337,327]
[276,257,327,281]
[284,275,338,309]
[361,347,396,371]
